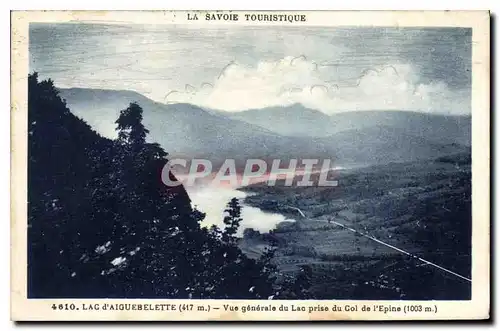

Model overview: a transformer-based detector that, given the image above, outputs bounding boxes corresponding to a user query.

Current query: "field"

[238,153,472,300]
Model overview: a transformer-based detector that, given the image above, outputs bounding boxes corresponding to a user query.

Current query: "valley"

[238,154,472,300]
[56,87,472,300]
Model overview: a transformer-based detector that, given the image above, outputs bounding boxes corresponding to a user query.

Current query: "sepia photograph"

[10,10,490,321]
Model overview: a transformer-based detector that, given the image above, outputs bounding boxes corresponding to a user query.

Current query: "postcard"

[10,10,490,321]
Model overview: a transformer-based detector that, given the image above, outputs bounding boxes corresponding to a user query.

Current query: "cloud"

[163,56,470,115]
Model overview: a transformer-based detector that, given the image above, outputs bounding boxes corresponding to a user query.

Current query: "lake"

[187,184,295,236]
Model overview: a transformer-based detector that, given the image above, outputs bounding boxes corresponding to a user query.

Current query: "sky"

[29,23,472,115]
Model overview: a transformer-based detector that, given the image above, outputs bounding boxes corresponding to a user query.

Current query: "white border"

[3,1,497,328]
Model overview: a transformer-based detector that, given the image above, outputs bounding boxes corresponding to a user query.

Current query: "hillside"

[240,153,472,299]
[28,75,279,299]
[322,125,468,165]
[223,106,471,145]
[326,110,471,146]
[58,88,335,168]
[58,88,469,168]
[223,104,334,137]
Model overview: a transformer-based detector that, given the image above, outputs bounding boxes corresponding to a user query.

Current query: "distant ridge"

[58,87,470,167]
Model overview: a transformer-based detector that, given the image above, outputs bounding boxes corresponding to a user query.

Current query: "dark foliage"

[27,73,278,299]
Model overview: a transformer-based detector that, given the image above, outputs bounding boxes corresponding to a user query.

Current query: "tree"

[292,265,313,298]
[222,198,242,243]
[28,72,115,297]
[275,265,314,299]
[115,102,149,146]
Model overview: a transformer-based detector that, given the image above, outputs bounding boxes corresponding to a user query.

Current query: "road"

[284,205,472,283]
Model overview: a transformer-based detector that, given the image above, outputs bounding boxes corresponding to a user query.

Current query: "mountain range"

[223,104,471,146]
[58,87,471,168]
